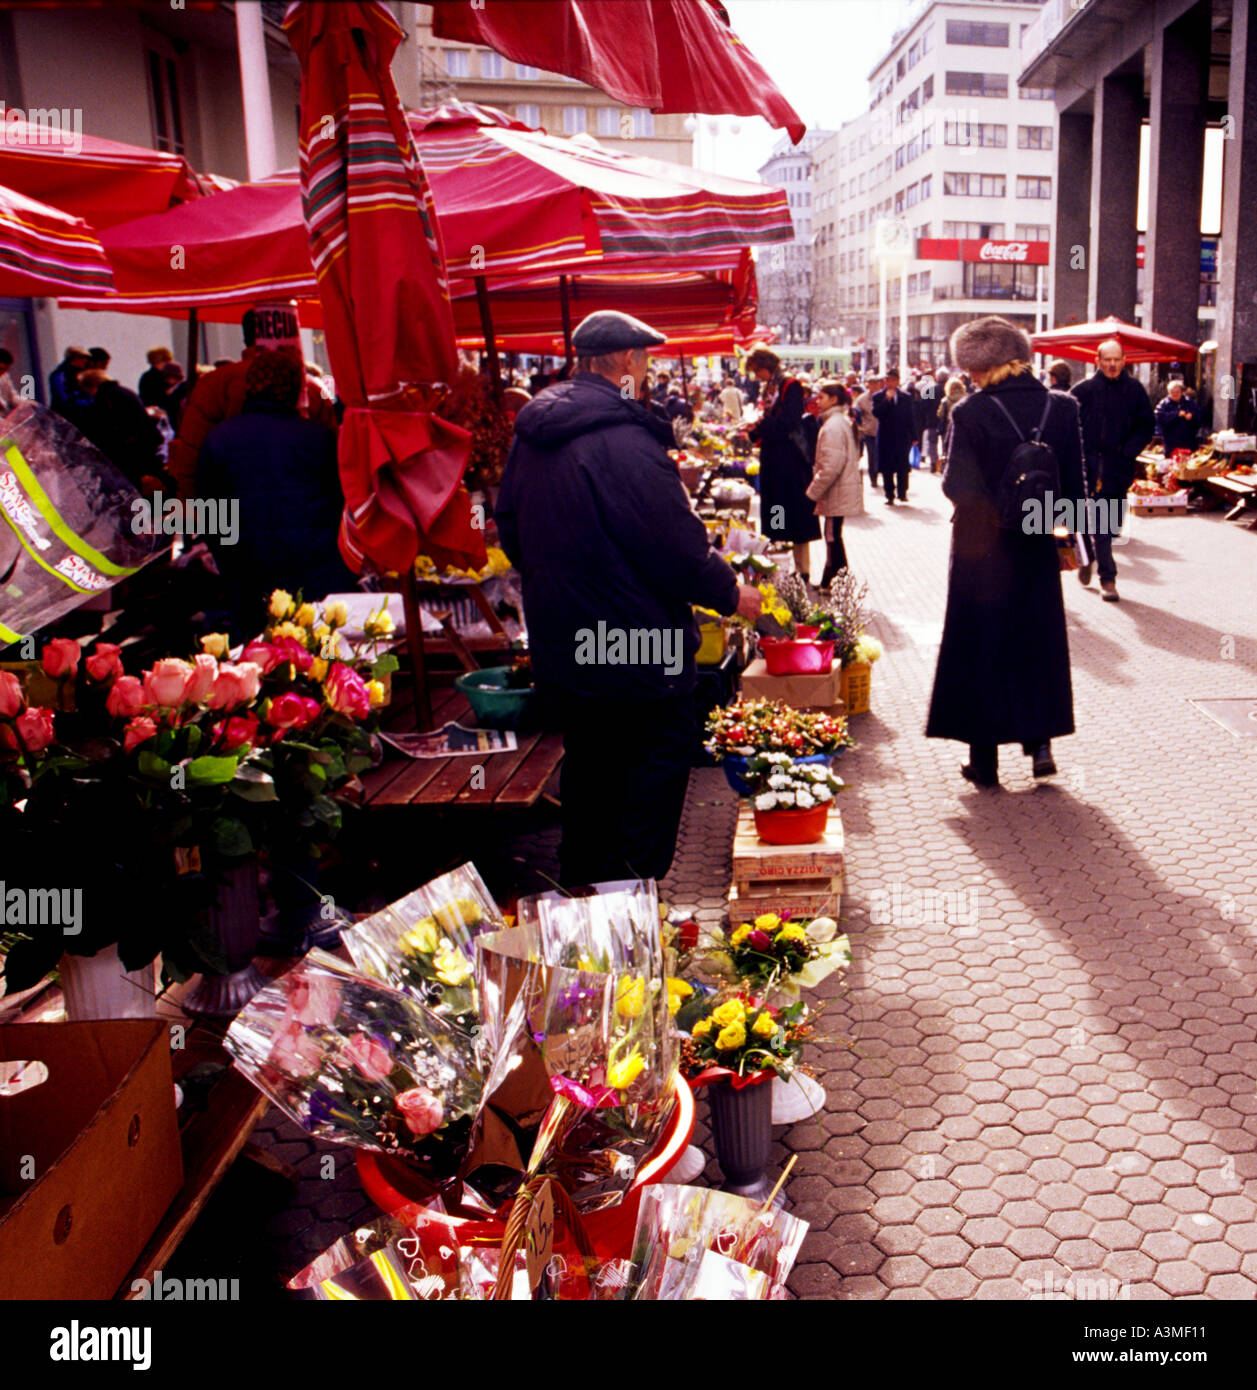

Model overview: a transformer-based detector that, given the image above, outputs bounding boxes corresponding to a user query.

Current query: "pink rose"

[15,706,55,753]
[234,661,262,702]
[324,663,370,720]
[184,653,218,705]
[216,714,258,752]
[273,636,313,672]
[208,661,262,712]
[0,670,23,718]
[290,972,343,1027]
[748,930,772,951]
[395,1087,444,1138]
[84,642,124,683]
[342,1034,393,1084]
[267,1019,325,1075]
[106,674,146,719]
[241,641,282,675]
[123,715,158,754]
[298,697,322,728]
[143,657,193,708]
[41,638,80,680]
[266,691,309,729]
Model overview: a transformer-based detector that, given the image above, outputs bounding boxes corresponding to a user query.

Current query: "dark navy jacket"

[1071,370,1155,496]
[496,372,739,699]
[1154,394,1201,455]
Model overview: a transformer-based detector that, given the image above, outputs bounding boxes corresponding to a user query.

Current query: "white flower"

[766,752,792,765]
[813,785,833,802]
[755,792,778,811]
[775,790,796,807]
[768,774,791,790]
[796,789,816,809]
[809,765,830,781]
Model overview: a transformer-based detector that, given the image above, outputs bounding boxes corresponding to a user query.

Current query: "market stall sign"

[252,301,302,352]
[916,238,1050,265]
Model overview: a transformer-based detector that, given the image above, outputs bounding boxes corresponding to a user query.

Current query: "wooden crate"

[728,803,844,920]
[1130,501,1189,517]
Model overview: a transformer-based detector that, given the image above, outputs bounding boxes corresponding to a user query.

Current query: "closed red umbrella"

[1030,316,1198,365]
[430,0,805,143]
[0,183,114,297]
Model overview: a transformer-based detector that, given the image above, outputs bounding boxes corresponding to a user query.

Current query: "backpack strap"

[987,392,1054,444]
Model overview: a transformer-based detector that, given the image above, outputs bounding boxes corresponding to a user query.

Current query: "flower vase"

[706,1074,775,1200]
[59,945,157,1020]
[183,859,270,1018]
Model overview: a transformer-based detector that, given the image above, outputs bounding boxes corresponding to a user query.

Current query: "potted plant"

[742,753,845,845]
[755,573,838,675]
[705,697,851,795]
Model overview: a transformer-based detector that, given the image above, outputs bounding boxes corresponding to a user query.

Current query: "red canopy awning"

[0,183,114,298]
[430,0,805,143]
[1030,316,1198,364]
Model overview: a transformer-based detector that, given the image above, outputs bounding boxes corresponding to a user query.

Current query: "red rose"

[123,715,158,754]
[143,658,193,708]
[241,641,282,676]
[41,638,80,680]
[324,663,370,720]
[184,653,218,705]
[266,691,308,729]
[0,670,23,718]
[273,636,313,672]
[216,714,259,751]
[84,642,124,683]
[15,706,55,753]
[298,697,322,728]
[106,674,146,719]
[748,930,772,951]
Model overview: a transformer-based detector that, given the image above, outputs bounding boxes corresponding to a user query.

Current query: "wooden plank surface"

[493,733,565,807]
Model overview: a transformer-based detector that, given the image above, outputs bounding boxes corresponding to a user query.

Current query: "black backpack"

[986,394,1060,531]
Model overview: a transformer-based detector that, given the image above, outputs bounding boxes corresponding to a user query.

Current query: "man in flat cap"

[497,310,762,886]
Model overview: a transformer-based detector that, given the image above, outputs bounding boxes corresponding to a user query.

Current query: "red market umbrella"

[430,0,805,143]
[1030,316,1198,365]
[0,182,114,297]
[0,116,201,228]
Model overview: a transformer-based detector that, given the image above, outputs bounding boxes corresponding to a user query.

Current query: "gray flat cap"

[572,310,666,354]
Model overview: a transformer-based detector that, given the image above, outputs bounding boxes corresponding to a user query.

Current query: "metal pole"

[878,261,888,375]
[235,0,278,182]
[559,275,574,370]
[899,264,909,379]
[678,348,688,393]
[400,569,433,732]
[185,307,198,388]
[474,275,503,403]
[1036,263,1045,334]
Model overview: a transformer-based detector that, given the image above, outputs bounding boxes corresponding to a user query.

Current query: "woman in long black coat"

[746,347,820,580]
[926,317,1088,788]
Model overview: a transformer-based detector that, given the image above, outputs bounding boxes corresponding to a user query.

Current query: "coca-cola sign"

[915,238,1050,265]
[979,240,1028,262]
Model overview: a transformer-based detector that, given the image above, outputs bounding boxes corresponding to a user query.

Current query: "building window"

[897,56,906,79]
[516,63,539,79]
[515,103,541,128]
[946,20,1010,47]
[922,75,934,102]
[146,49,186,155]
[596,107,619,136]
[563,105,587,134]
[481,52,504,78]
[943,220,1007,238]
[445,49,471,77]
[944,122,1007,148]
[908,40,921,68]
[1017,125,1053,150]
[1014,224,1051,241]
[966,262,1040,300]
[920,174,932,200]
[945,71,1008,98]
[895,146,905,169]
[906,181,919,207]
[922,25,933,55]
[895,190,905,213]
[944,172,1006,197]
[1019,86,1055,100]
[1016,176,1052,199]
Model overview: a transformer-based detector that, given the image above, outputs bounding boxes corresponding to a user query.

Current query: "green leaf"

[230,764,279,802]
[184,724,202,755]
[187,754,239,787]
[371,654,399,678]
[310,795,342,830]
[211,816,253,859]
[137,750,171,780]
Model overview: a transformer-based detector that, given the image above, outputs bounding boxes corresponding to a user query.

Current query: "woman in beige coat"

[806,381,864,587]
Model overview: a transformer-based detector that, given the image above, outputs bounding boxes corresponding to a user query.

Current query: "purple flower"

[748,930,772,951]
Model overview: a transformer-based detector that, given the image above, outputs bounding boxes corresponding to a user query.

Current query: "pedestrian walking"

[1070,338,1155,601]
[915,373,941,471]
[872,368,919,504]
[806,381,863,587]
[1047,359,1073,393]
[936,376,966,472]
[138,345,175,407]
[854,374,881,488]
[745,347,821,580]
[496,310,762,886]
[926,316,1088,789]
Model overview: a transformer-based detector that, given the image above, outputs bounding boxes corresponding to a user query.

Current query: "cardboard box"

[0,1021,182,1299]
[738,657,844,712]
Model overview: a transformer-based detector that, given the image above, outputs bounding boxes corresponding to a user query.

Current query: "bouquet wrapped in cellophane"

[624,1185,809,1300]
[341,862,503,1035]
[287,1213,459,1301]
[225,950,483,1179]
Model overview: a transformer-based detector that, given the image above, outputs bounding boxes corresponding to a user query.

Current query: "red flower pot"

[794,625,819,640]
[753,801,830,844]
[759,637,835,676]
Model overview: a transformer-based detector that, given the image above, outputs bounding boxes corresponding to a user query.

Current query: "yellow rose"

[711,999,746,1029]
[271,621,307,644]
[775,924,808,945]
[310,657,328,683]
[754,913,781,931]
[431,898,482,933]
[268,590,295,620]
[753,1012,777,1037]
[666,978,693,1015]
[433,945,473,988]
[730,924,753,948]
[415,555,437,575]
[401,919,439,955]
[616,977,646,1020]
[313,623,332,643]
[716,1022,747,1051]
[294,603,317,629]
[366,679,387,708]
[691,1019,713,1039]
[606,1045,646,1091]
[324,600,349,628]
[364,606,395,639]
[200,632,229,659]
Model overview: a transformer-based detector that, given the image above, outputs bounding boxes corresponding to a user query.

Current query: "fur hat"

[949,316,1033,373]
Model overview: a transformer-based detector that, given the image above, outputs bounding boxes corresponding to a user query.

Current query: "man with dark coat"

[928,317,1088,789]
[1155,380,1201,455]
[1070,339,1154,600]
[872,368,919,504]
[49,346,90,425]
[75,368,165,491]
[496,310,761,887]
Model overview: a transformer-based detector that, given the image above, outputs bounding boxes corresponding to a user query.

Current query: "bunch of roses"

[705,698,851,761]
[684,992,808,1082]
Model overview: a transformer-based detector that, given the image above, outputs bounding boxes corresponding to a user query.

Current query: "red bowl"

[759,638,835,676]
[355,1076,696,1265]
[753,801,830,844]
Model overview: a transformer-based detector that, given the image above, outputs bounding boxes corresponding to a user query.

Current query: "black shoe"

[884,496,895,506]
[961,762,1001,788]
[1077,563,1093,586]
[1030,743,1057,778]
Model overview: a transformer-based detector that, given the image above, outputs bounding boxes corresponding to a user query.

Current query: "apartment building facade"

[755,128,836,344]
[815,0,1057,369]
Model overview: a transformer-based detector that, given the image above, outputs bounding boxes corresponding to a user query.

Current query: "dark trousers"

[883,452,910,501]
[1091,528,1117,583]
[923,426,940,470]
[555,690,696,888]
[820,517,846,587]
[863,435,878,484]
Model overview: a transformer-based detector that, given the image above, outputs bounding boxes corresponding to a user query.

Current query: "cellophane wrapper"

[516,878,665,979]
[341,862,503,1037]
[287,1213,460,1301]
[625,1184,808,1300]
[225,949,483,1176]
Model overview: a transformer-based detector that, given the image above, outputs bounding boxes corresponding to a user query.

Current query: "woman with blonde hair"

[926,316,1087,789]
[806,380,863,587]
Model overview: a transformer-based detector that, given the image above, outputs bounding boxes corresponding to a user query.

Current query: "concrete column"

[235,0,277,182]
[1216,0,1257,428]
[1054,110,1093,328]
[1145,0,1210,385]
[1088,70,1142,323]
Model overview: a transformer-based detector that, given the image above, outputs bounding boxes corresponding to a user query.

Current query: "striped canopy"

[0,182,114,298]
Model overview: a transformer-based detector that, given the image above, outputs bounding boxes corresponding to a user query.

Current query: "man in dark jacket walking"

[1070,339,1155,600]
[497,311,761,887]
[872,369,919,504]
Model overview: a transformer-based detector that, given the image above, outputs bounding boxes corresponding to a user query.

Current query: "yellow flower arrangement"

[666,978,694,1015]
[271,621,307,644]
[753,913,781,931]
[753,1013,778,1037]
[716,1021,747,1051]
[323,600,349,628]
[606,1044,646,1091]
[711,998,746,1029]
[691,1018,713,1038]
[616,977,647,1020]
[310,657,328,683]
[730,924,752,948]
[200,633,229,659]
[775,924,808,945]
[401,919,439,956]
[364,606,395,640]
[294,602,317,629]
[433,945,473,989]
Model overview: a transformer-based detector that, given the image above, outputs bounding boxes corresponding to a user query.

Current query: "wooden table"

[355,685,564,811]
[1207,473,1257,524]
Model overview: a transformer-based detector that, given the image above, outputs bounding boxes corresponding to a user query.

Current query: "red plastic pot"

[759,637,835,676]
[355,1076,696,1265]
[794,624,819,640]
[753,801,830,844]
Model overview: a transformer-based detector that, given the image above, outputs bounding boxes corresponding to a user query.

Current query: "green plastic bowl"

[454,666,536,730]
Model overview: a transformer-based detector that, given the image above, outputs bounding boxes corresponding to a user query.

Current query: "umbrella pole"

[679,348,688,393]
[474,275,503,404]
[186,307,199,386]
[559,275,574,371]
[401,568,434,732]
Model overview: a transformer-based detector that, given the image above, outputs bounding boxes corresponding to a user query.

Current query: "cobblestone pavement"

[230,470,1257,1300]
